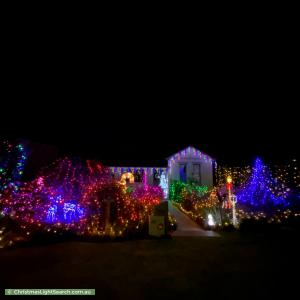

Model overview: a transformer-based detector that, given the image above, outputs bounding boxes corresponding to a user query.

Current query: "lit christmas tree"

[237,158,288,210]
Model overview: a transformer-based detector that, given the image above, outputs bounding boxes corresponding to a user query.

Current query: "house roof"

[166,146,215,161]
[100,146,215,168]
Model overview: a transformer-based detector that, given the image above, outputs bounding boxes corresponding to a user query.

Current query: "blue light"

[45,197,85,223]
[63,202,84,221]
[237,158,288,210]
[47,205,57,222]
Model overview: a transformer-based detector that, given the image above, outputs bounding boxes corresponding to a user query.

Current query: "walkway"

[168,201,219,237]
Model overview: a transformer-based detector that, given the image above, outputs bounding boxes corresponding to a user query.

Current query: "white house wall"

[200,160,213,187]
[109,147,215,190]
[168,157,214,188]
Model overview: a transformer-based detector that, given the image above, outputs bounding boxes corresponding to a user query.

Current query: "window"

[192,164,201,184]
[153,170,160,185]
[134,170,142,182]
[179,164,187,182]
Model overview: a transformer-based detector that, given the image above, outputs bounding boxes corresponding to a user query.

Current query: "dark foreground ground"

[0,231,299,299]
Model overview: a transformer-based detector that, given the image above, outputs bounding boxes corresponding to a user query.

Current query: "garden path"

[168,201,219,237]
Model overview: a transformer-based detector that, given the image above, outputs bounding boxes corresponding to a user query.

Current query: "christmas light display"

[169,181,185,202]
[159,171,168,198]
[2,140,296,239]
[235,208,300,225]
[0,141,27,194]
[216,165,252,187]
[170,158,299,229]
[131,184,163,206]
[81,180,136,235]
[0,158,103,234]
[110,166,167,176]
[236,158,289,210]
[169,180,208,203]
[207,214,215,226]
[272,159,300,203]
[167,146,213,169]
[0,156,163,238]
[120,172,134,185]
[173,193,221,228]
[46,199,85,223]
[217,160,298,197]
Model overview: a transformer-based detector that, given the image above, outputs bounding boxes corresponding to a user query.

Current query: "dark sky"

[1,26,298,167]
[0,98,298,167]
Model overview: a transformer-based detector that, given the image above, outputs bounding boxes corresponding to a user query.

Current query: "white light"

[208,214,215,226]
[159,172,168,199]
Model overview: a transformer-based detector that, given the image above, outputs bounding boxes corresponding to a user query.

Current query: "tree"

[237,158,288,211]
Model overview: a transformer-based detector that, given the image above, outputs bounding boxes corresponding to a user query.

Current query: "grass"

[0,231,299,299]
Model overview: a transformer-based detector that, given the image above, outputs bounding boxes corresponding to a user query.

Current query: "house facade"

[110,146,216,198]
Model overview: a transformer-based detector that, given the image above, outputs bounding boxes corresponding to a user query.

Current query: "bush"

[239,218,281,233]
[182,197,193,211]
[0,215,20,233]
[168,221,177,231]
[168,214,177,231]
[221,223,236,232]
[240,219,263,233]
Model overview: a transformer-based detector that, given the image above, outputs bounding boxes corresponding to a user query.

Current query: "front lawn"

[0,232,299,299]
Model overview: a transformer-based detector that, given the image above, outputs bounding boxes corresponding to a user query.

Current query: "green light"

[169,180,208,203]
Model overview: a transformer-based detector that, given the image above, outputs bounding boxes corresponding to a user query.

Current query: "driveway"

[168,201,219,237]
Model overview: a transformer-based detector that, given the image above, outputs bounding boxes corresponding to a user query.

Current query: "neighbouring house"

[110,146,216,198]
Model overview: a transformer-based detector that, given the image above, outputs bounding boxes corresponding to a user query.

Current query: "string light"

[159,171,168,199]
[237,158,288,210]
[0,141,27,194]
[169,181,208,203]
[0,157,163,238]
[171,158,299,228]
[217,159,299,198]
[167,146,213,169]
[1,141,298,237]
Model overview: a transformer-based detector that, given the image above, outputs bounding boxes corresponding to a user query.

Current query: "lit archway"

[120,172,134,185]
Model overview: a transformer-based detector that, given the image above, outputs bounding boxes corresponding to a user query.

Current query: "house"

[110,146,216,197]
[167,146,215,187]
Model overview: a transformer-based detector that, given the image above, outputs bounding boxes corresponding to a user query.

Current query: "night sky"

[1,32,298,167]
[1,97,298,168]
